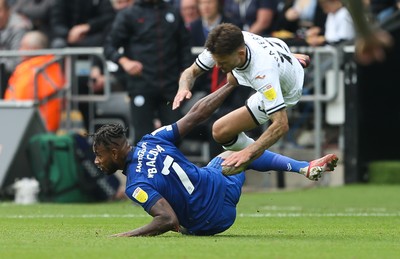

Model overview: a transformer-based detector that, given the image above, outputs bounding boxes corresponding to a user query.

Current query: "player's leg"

[212,105,257,151]
[219,149,338,181]
[246,150,308,173]
[213,91,273,151]
[246,150,338,181]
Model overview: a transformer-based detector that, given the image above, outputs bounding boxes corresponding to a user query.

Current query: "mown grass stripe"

[2,212,400,219]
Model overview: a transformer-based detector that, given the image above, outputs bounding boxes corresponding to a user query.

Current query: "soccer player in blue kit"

[91,83,338,237]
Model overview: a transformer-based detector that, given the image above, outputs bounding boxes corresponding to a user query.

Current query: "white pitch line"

[237,212,400,217]
[1,214,148,219]
[1,212,400,219]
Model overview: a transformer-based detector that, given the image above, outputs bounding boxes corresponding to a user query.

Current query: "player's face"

[212,49,245,73]
[112,0,133,11]
[93,143,119,175]
[199,0,219,19]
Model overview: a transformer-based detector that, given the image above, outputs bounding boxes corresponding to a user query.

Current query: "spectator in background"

[12,0,55,39]
[111,0,135,10]
[180,0,199,30]
[272,0,326,46]
[166,0,181,9]
[369,0,399,22]
[49,0,117,132]
[50,0,115,48]
[306,0,354,46]
[0,0,31,97]
[223,0,278,36]
[88,0,135,94]
[189,0,233,93]
[104,0,193,145]
[190,0,231,47]
[4,31,65,132]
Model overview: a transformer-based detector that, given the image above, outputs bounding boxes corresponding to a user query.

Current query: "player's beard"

[102,162,120,175]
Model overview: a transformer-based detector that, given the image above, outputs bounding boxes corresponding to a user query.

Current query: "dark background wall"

[345,23,400,183]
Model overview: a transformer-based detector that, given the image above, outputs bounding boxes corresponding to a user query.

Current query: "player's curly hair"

[205,23,244,56]
[89,124,127,149]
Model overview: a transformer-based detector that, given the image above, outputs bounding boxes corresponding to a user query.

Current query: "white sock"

[223,132,255,151]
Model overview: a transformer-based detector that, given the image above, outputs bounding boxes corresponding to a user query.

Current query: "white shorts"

[246,88,303,125]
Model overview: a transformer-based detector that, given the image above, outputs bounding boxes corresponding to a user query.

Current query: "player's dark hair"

[90,124,127,149]
[205,23,244,56]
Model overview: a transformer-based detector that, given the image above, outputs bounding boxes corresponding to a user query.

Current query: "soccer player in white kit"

[173,23,335,174]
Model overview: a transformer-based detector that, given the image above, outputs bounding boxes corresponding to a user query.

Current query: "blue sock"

[248,150,309,173]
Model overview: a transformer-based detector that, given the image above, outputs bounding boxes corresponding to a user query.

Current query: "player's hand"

[172,89,192,110]
[355,29,393,65]
[221,148,253,168]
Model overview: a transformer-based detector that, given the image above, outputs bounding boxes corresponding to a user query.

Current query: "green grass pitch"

[1,184,399,259]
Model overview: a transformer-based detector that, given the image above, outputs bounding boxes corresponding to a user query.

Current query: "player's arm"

[111,198,180,237]
[172,62,205,110]
[176,75,238,138]
[343,0,372,38]
[343,0,393,64]
[226,72,239,86]
[249,109,289,156]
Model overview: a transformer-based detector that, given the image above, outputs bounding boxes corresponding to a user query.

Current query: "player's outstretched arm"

[173,62,205,110]
[176,81,237,138]
[111,198,180,237]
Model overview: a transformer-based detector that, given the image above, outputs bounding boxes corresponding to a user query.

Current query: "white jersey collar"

[236,44,251,71]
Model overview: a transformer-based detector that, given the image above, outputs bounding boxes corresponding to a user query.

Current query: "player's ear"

[111,148,119,160]
[238,46,246,57]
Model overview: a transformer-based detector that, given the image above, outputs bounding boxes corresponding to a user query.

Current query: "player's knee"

[212,120,233,143]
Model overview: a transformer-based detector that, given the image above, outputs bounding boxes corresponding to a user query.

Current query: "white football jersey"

[196,31,304,117]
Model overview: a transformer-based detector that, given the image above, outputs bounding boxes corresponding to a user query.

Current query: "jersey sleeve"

[195,49,215,71]
[149,123,180,143]
[125,182,163,213]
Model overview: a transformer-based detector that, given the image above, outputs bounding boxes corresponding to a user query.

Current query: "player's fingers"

[356,50,370,65]
[355,47,373,66]
[172,93,185,110]
[378,30,394,48]
[172,97,180,110]
[185,91,192,100]
[234,159,246,168]
[373,47,386,63]
[221,156,234,166]
[223,156,242,168]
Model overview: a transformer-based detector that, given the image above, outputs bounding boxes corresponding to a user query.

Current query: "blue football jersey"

[124,123,245,235]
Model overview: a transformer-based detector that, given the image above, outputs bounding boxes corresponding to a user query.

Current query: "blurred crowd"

[1,0,399,154]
